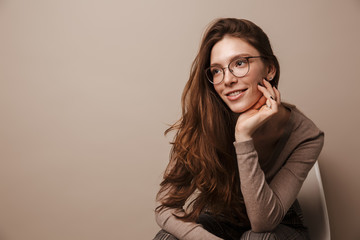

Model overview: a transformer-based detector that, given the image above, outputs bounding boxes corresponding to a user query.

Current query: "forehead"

[210,35,260,65]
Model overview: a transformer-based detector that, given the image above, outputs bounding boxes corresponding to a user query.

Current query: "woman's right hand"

[234,79,281,142]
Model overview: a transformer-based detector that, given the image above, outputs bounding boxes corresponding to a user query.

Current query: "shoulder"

[282,102,324,154]
[283,102,324,140]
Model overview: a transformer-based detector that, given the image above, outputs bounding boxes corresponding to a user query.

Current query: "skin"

[210,35,290,144]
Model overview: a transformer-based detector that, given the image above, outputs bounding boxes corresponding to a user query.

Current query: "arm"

[234,79,324,231]
[155,161,223,240]
[234,131,324,232]
[155,204,223,240]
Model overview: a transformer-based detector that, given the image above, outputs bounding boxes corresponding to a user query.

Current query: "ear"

[266,64,276,81]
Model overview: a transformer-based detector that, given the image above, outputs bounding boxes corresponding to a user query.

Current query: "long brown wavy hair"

[156,18,280,227]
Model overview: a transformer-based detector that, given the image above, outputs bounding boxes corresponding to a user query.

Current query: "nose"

[223,68,237,86]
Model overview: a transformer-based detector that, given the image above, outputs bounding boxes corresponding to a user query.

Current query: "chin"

[228,104,251,113]
[227,98,259,113]
[226,94,262,113]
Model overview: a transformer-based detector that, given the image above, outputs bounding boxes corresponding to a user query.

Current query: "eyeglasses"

[205,56,264,85]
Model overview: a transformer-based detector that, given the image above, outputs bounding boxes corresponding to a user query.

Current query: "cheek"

[213,85,222,96]
[249,63,267,81]
[246,73,265,88]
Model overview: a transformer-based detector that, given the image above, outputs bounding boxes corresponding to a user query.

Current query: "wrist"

[235,132,252,142]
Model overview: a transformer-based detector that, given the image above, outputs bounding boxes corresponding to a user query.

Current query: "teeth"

[228,91,242,96]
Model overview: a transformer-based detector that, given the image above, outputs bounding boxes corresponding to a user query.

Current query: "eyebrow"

[210,53,252,67]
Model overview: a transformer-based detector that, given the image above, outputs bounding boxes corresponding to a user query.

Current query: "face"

[210,35,274,113]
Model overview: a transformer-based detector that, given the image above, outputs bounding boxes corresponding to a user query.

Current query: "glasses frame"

[205,56,265,85]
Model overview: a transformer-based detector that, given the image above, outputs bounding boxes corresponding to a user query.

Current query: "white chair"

[298,161,331,240]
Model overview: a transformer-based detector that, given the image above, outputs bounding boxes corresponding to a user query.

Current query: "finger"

[269,96,278,111]
[257,82,275,101]
[258,80,275,100]
[273,87,281,103]
[266,98,272,109]
[263,79,276,100]
[252,95,266,109]
[265,97,279,112]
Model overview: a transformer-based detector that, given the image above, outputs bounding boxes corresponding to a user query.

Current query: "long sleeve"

[154,161,223,240]
[154,205,223,240]
[234,111,324,232]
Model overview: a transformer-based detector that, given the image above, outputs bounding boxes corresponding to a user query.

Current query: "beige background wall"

[0,0,359,239]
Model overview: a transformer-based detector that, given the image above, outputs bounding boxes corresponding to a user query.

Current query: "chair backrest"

[298,162,331,240]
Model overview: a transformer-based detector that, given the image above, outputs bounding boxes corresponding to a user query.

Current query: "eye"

[234,59,246,68]
[210,67,222,76]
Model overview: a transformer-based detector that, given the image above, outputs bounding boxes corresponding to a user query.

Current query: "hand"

[235,79,281,142]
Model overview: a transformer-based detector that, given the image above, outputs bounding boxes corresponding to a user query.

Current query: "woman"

[154,18,324,240]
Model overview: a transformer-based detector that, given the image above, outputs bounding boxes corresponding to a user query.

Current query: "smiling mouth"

[226,89,247,96]
[228,90,242,96]
[225,89,247,100]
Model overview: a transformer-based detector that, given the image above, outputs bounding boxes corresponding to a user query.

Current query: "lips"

[225,89,247,101]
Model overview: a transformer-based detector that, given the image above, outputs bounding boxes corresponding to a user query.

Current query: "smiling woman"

[153,18,324,240]
[210,36,273,114]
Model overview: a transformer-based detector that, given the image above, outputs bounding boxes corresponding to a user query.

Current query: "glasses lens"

[230,58,249,77]
[206,67,223,84]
